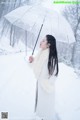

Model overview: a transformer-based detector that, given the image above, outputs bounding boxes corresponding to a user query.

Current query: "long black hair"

[46,35,59,76]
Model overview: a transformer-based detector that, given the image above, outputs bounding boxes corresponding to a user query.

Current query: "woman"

[29,35,59,120]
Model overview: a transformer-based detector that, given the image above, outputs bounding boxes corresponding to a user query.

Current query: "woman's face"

[40,37,49,50]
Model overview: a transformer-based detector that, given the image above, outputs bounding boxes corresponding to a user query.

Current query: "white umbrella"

[2,3,75,55]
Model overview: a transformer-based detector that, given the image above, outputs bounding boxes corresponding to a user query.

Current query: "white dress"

[29,48,58,120]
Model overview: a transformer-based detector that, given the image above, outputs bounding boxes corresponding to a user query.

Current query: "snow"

[0,51,80,120]
[0,36,30,55]
[55,63,80,120]
[0,52,36,119]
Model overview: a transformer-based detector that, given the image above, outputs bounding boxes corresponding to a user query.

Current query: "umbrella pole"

[32,23,43,55]
[32,12,47,55]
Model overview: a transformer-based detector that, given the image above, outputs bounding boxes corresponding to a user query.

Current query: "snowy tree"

[0,0,37,41]
[0,0,38,19]
[63,2,80,69]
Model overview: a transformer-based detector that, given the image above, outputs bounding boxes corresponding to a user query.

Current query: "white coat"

[29,48,58,120]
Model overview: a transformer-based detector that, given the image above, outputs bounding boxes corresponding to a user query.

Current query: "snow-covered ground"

[0,51,80,120]
[0,36,27,54]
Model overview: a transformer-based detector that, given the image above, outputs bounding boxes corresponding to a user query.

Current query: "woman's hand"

[29,56,34,63]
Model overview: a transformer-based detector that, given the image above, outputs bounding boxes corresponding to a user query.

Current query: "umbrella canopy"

[1,3,75,57]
